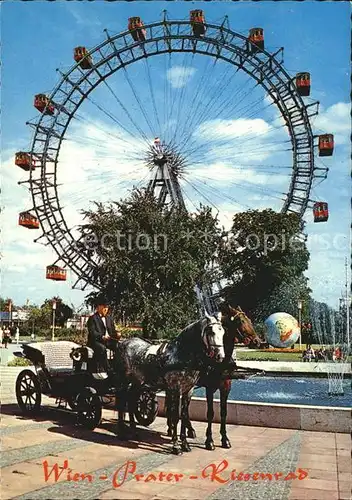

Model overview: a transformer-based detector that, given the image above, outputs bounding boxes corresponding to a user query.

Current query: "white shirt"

[100,315,107,332]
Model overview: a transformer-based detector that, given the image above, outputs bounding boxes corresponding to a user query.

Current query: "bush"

[58,330,88,345]
[8,357,32,367]
[155,327,178,340]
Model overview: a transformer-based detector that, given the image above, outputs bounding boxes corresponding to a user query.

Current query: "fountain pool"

[194,376,352,407]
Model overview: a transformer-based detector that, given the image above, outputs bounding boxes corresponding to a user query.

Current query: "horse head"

[201,311,225,363]
[219,303,262,349]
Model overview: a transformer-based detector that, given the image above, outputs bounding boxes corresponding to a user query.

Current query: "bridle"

[227,310,253,345]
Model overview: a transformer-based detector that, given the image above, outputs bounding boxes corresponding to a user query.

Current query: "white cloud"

[167,66,197,89]
[314,102,350,145]
[66,5,102,29]
[195,118,270,141]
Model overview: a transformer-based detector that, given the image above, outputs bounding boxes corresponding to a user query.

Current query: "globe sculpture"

[264,312,300,348]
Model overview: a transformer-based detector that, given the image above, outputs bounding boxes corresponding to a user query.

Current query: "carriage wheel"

[134,389,158,427]
[76,389,102,430]
[16,369,42,415]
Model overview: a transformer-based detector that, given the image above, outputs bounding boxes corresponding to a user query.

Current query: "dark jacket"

[86,312,117,347]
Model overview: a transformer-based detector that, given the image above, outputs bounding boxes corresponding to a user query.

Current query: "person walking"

[3,326,10,348]
[15,326,20,344]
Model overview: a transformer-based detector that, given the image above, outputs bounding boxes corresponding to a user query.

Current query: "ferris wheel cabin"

[18,212,40,229]
[34,94,55,115]
[74,47,93,70]
[190,10,206,37]
[318,134,334,156]
[15,152,35,171]
[313,202,329,223]
[46,265,67,281]
[296,72,311,97]
[248,28,264,53]
[128,17,146,42]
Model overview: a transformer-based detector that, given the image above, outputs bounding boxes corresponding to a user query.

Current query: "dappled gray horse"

[115,313,225,454]
[166,305,262,450]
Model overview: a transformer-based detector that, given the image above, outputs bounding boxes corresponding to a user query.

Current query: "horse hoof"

[172,446,183,455]
[181,441,192,452]
[187,428,197,439]
[205,441,215,451]
[221,439,231,449]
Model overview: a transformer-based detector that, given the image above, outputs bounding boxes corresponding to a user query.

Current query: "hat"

[94,295,110,307]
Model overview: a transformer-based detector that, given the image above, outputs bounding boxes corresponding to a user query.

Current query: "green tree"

[219,209,310,319]
[26,297,73,330]
[251,274,312,323]
[0,297,15,311]
[27,304,52,330]
[42,297,73,327]
[80,189,222,338]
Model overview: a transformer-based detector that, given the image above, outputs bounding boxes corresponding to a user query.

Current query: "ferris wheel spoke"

[186,176,253,211]
[121,66,156,138]
[163,52,172,140]
[84,93,150,148]
[101,79,151,146]
[180,71,254,151]
[73,107,147,150]
[170,54,201,147]
[165,50,196,144]
[66,133,142,155]
[180,87,270,158]
[181,103,288,160]
[180,176,223,214]
[187,161,292,176]
[177,55,236,150]
[170,52,214,144]
[143,57,162,136]
[184,136,291,165]
[174,54,219,147]
[208,175,288,201]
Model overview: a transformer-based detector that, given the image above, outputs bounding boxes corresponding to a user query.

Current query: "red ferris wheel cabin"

[18,212,39,229]
[34,94,55,115]
[318,134,334,157]
[128,17,146,42]
[313,202,329,223]
[190,10,206,37]
[15,152,36,171]
[46,265,67,281]
[248,28,264,53]
[296,72,311,97]
[74,47,93,69]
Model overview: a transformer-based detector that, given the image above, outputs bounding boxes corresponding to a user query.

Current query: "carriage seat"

[27,341,84,375]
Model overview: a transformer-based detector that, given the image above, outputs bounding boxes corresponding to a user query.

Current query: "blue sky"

[1,1,350,312]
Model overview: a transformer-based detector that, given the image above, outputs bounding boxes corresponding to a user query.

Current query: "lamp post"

[52,301,56,342]
[8,300,13,328]
[298,299,303,351]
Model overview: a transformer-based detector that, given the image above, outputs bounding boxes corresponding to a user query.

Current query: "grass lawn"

[236,350,303,362]
[237,349,352,363]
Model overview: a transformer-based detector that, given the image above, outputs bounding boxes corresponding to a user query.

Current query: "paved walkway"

[1,397,350,499]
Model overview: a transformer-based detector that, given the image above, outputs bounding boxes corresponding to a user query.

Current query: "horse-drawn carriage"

[14,307,263,454]
[14,341,158,430]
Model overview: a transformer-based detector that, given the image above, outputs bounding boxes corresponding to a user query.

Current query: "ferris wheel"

[15,10,334,291]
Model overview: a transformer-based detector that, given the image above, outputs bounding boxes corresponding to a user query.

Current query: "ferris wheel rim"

[25,16,321,290]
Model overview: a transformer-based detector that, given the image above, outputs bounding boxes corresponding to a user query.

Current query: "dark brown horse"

[166,304,262,451]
